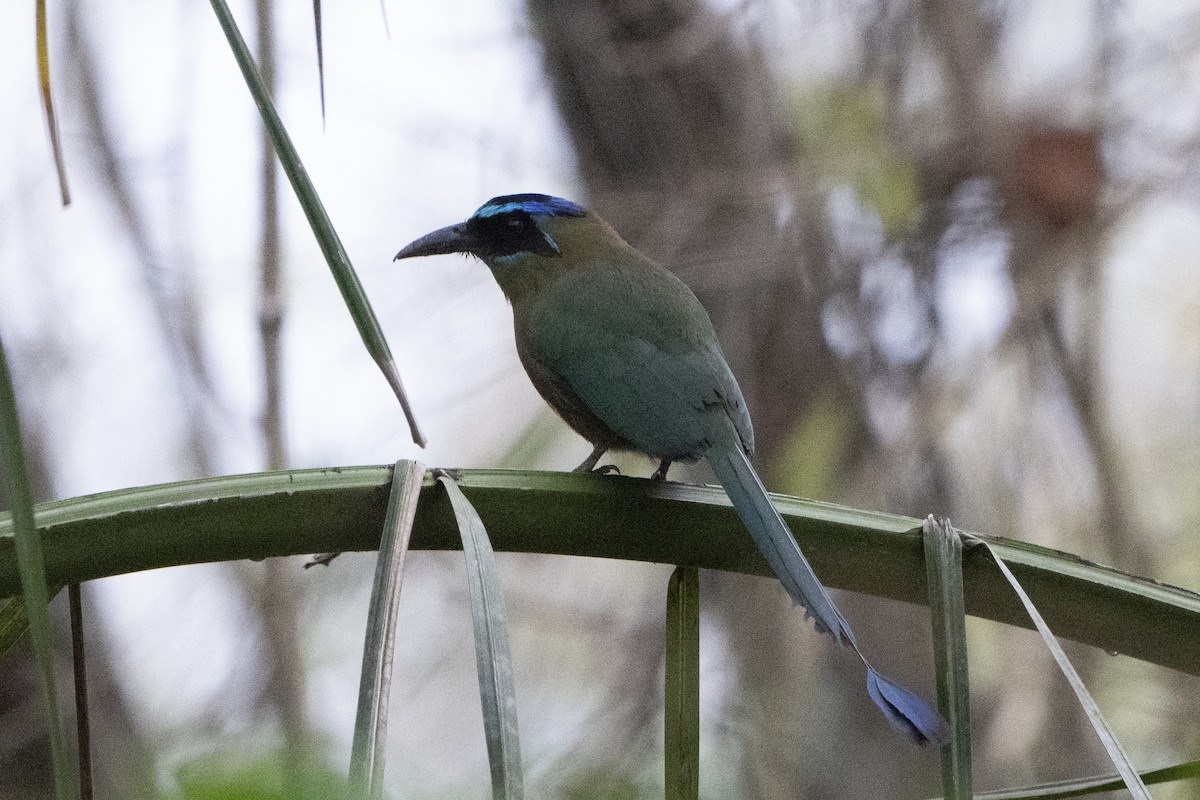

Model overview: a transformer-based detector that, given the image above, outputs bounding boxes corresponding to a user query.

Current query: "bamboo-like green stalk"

[664,566,700,800]
[0,337,73,798]
[1,468,1199,677]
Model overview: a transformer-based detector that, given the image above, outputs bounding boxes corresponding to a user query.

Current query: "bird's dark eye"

[467,209,560,259]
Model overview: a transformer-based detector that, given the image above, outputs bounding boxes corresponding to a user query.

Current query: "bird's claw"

[592,464,621,476]
[305,552,340,569]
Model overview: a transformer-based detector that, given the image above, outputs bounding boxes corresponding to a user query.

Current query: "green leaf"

[36,0,70,205]
[312,1,325,121]
[965,536,1149,799]
[206,0,425,447]
[922,516,972,797]
[437,472,524,800]
[0,596,28,660]
[348,460,425,799]
[0,581,66,663]
[0,337,74,798]
[3,470,1200,677]
[962,759,1200,799]
[664,566,700,800]
[173,750,349,800]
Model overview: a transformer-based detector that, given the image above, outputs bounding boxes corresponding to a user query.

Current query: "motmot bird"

[395,194,950,746]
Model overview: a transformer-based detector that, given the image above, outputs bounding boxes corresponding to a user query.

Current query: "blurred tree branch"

[527,0,881,794]
[253,0,311,786]
[65,0,217,478]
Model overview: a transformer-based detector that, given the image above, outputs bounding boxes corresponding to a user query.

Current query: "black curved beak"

[393,223,476,261]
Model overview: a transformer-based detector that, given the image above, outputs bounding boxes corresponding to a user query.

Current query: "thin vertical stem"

[0,336,73,800]
[253,0,308,789]
[257,0,287,474]
[69,584,93,800]
[664,566,700,800]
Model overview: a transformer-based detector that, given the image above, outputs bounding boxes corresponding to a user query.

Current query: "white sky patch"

[94,566,253,733]
[936,234,1015,364]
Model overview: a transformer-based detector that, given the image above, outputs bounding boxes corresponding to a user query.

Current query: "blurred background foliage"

[1,0,1198,798]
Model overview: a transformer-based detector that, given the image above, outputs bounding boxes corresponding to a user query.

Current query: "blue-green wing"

[522,257,753,460]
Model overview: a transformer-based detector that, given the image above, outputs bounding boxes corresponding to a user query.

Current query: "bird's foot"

[305,552,340,569]
[573,444,609,473]
[650,460,673,482]
[591,464,621,476]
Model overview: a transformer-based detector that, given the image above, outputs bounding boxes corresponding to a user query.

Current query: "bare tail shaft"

[707,444,952,746]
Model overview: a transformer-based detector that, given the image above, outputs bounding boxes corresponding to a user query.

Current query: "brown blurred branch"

[529,0,862,461]
[527,1,878,794]
[253,0,310,785]
[258,0,287,476]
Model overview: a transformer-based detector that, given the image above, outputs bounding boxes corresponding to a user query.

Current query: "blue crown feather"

[474,194,586,220]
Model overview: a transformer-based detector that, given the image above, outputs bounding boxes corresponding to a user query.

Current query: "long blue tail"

[707,443,851,642]
[707,443,951,747]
